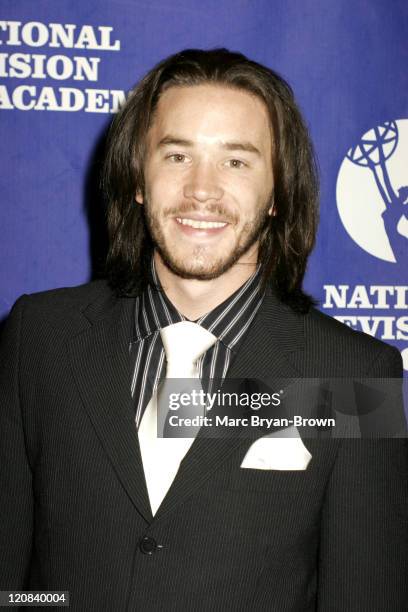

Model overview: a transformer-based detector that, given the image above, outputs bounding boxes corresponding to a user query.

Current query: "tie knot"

[160,321,217,376]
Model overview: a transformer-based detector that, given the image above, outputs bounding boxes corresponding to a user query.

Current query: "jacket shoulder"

[303,306,402,376]
[24,279,113,308]
[8,280,120,336]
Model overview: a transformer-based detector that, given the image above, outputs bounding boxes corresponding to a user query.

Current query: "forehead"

[148,84,273,151]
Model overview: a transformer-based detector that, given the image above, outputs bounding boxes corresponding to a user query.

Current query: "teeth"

[176,218,227,229]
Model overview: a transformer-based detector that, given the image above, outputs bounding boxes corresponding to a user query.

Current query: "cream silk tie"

[138,321,217,516]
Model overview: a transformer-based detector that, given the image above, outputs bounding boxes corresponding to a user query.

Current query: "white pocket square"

[240,426,312,471]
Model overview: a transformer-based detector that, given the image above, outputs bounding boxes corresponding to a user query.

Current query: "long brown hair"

[102,48,319,311]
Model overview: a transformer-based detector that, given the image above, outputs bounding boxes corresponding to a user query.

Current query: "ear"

[135,190,144,205]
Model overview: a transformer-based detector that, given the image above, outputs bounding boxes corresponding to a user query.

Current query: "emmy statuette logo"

[336,119,408,263]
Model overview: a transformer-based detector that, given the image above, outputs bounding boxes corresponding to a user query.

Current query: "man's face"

[136,84,274,280]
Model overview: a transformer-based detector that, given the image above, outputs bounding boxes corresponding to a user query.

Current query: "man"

[0,48,407,611]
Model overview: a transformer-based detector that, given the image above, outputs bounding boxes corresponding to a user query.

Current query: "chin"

[167,262,227,281]
[161,253,234,281]
[156,234,258,281]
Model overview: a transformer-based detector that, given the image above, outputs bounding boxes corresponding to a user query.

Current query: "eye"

[227,159,247,169]
[167,154,187,163]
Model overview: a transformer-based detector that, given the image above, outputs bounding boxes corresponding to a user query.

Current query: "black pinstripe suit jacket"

[1,280,407,611]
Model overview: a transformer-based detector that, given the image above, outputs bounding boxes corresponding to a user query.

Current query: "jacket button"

[139,536,158,555]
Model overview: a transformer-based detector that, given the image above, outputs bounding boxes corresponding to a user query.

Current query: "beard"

[143,198,271,281]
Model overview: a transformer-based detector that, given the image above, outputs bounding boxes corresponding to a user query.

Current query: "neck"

[153,250,258,320]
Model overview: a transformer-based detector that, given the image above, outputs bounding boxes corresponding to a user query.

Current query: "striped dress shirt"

[130,258,265,427]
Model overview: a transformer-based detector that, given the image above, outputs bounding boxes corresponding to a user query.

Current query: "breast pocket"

[230,464,313,495]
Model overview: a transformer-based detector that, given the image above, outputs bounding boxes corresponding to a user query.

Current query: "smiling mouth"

[175,217,228,229]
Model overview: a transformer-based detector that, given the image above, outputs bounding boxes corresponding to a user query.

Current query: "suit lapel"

[153,285,306,522]
[68,293,153,523]
[227,284,305,380]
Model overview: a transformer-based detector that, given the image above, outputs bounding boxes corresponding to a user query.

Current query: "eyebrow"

[157,135,261,156]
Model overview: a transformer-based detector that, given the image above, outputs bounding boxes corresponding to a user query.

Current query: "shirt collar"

[132,256,264,350]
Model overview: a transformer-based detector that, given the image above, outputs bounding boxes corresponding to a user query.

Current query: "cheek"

[237,193,266,220]
[147,170,182,202]
[229,175,269,206]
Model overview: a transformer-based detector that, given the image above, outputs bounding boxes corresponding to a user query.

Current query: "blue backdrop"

[1,0,407,373]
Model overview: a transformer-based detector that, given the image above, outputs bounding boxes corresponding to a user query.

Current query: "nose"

[183,161,224,202]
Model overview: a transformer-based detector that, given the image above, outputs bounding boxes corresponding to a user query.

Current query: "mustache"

[161,202,239,225]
